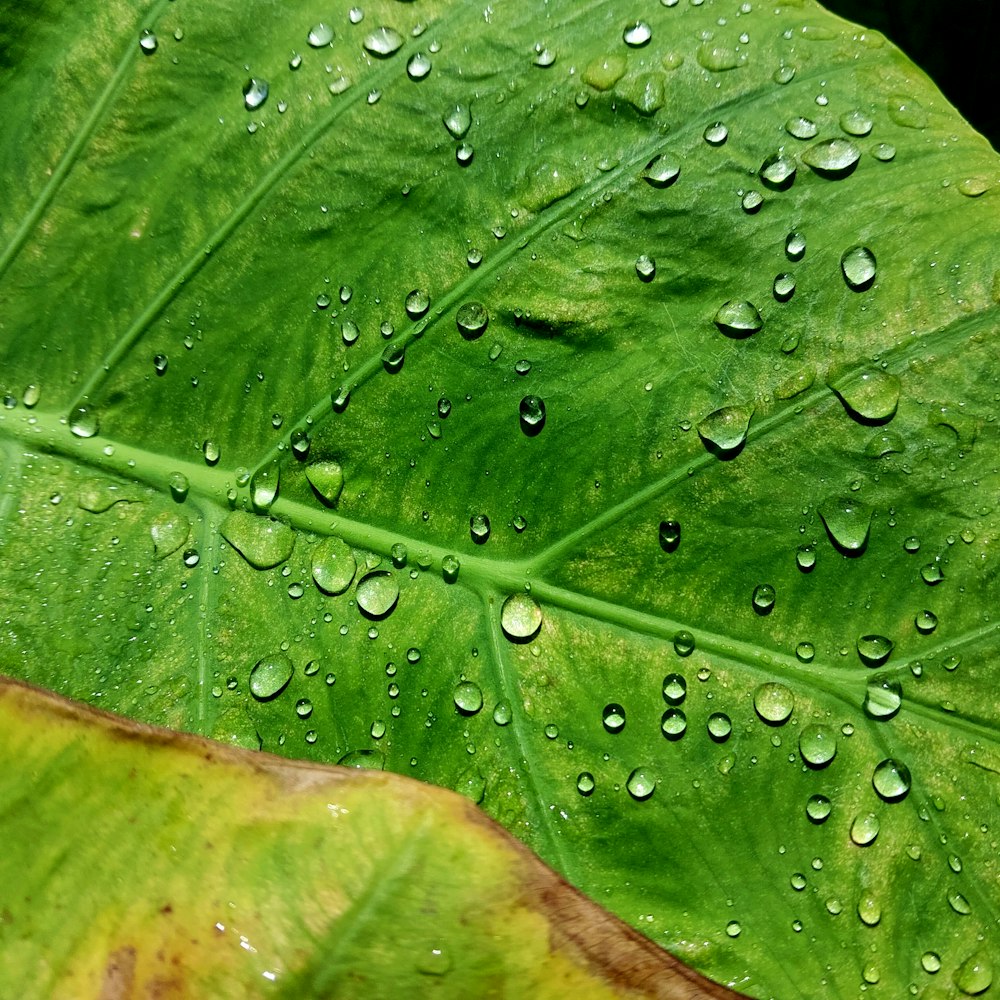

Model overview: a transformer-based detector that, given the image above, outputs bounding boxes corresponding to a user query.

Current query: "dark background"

[824,0,997,149]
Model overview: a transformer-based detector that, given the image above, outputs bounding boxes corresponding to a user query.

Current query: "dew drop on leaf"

[713,300,763,337]
[441,555,460,584]
[802,138,861,178]
[915,609,938,634]
[872,142,896,162]
[795,642,815,662]
[338,748,385,770]
[662,673,686,705]
[305,460,344,506]
[363,26,404,58]
[752,584,775,615]
[753,682,794,725]
[69,405,98,438]
[249,653,294,701]
[726,921,742,938]
[707,713,732,742]
[381,344,405,374]
[492,700,512,726]
[785,116,818,140]
[622,21,652,47]
[581,54,626,90]
[672,630,695,657]
[829,368,899,423]
[406,52,431,80]
[856,633,894,667]
[949,891,973,916]
[839,109,873,136]
[921,952,942,974]
[355,570,399,619]
[250,463,279,511]
[602,703,626,733]
[404,289,429,319]
[242,78,269,111]
[697,405,752,455]
[841,245,878,291]
[863,677,902,720]
[872,758,911,801]
[703,121,728,146]
[307,23,333,47]
[635,254,656,281]
[220,511,294,570]
[442,103,472,139]
[742,190,763,213]
[470,514,490,544]
[453,680,484,716]
[150,512,190,560]
[806,795,832,823]
[921,562,945,585]
[955,952,993,994]
[785,231,807,261]
[760,152,796,190]
[818,495,872,554]
[641,154,680,188]
[500,593,542,642]
[658,519,680,552]
[625,767,656,800]
[138,29,157,54]
[850,812,880,846]
[887,94,928,128]
[311,537,357,595]
[456,301,488,339]
[576,772,596,796]
[519,395,546,435]
[799,724,837,767]
[773,273,796,302]
[660,708,687,740]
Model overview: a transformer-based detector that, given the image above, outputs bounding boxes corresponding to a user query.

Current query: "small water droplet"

[363,25,403,58]
[602,703,626,733]
[807,794,832,823]
[532,45,556,68]
[456,301,488,339]
[818,495,872,554]
[453,680,484,715]
[249,653,294,701]
[307,23,334,47]
[872,758,911,801]
[863,677,902,720]
[658,519,680,552]
[802,138,861,178]
[311,536,357,595]
[795,545,816,572]
[221,511,294,569]
[707,712,732,742]
[623,21,652,47]
[921,562,945,585]
[305,460,344,506]
[741,190,763,213]
[713,300,763,337]
[887,94,928,129]
[625,767,656,800]
[773,64,796,84]
[698,405,753,455]
[441,554,460,584]
[443,103,472,139]
[857,634,893,667]
[500,593,542,642]
[948,891,972,915]
[915,609,938,634]
[784,115,818,140]
[404,288,430,319]
[662,673,687,705]
[519,395,546,436]
[841,245,877,291]
[470,513,491,544]
[839,110,873,136]
[754,682,794,725]
[242,78,269,111]
[641,154,681,188]
[850,812,880,846]
[455,142,474,166]
[493,700,512,726]
[150,512,190,560]
[795,641,815,662]
[703,121,729,146]
[799,724,837,767]
[69,405,99,438]
[752,584,775,615]
[661,708,687,740]
[139,29,158,54]
[635,254,656,281]
[381,343,405,374]
[726,920,742,938]
[785,231,807,261]
[760,152,796,190]
[921,952,942,974]
[168,472,189,503]
[577,771,596,796]
[356,570,399,619]
[672,630,695,657]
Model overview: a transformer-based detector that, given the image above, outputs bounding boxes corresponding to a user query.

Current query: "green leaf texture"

[1,0,998,996]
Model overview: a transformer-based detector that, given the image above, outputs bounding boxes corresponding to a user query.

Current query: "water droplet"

[363,25,403,58]
[443,103,472,139]
[760,152,796,190]
[166,471,188,503]
[707,712,732,742]
[307,23,333,47]
[857,634,894,667]
[673,630,695,657]
[872,758,911,801]
[802,138,861,178]
[795,641,815,662]
[456,301,488,339]
[864,430,905,458]
[829,368,899,423]
[404,288,430,319]
[949,891,973,915]
[658,519,680,552]
[532,46,556,68]
[839,110,873,136]
[921,952,942,974]
[441,554,460,584]
[470,513,491,544]
[250,462,279,511]
[69,405,99,438]
[725,920,742,938]
[784,232,807,262]
[807,794,832,823]
[221,511,294,569]
[150,512,190,560]
[635,254,656,281]
[500,593,542,642]
[915,609,938,634]
[577,772,596,796]
[641,155,681,188]
[785,115,818,140]
[795,545,816,572]
[742,190,763,213]
[703,121,728,146]
[311,537,357,595]
[697,43,746,71]
[139,28,158,54]
[887,94,928,129]
[769,272,795,303]
[305,460,344,506]
[338,748,385,770]
[871,142,896,163]
[406,52,432,80]
[661,708,687,740]
[581,54,627,90]
[753,682,794,724]
[454,680,484,715]
[850,812,880,846]
[773,64,796,84]
[799,724,837,767]
[356,570,399,619]
[249,653,294,701]
[841,245,877,291]
[626,767,656,800]
[713,300,763,337]
[623,21,652,47]
[955,952,993,994]
[519,395,546,436]
[662,673,687,705]
[381,344,405,374]
[698,405,753,455]
[921,562,945,585]
[752,584,775,615]
[818,495,872,554]
[602,703,626,733]
[492,700,512,726]
[242,78,269,111]
[864,677,902,720]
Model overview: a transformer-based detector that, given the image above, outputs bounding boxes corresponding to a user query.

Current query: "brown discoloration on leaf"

[98,946,135,1000]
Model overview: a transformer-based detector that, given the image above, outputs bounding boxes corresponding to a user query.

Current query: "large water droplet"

[470,514,491,544]
[338,748,385,770]
[707,712,732,742]
[818,496,872,554]
[582,54,627,90]
[381,344,405,374]
[785,115,817,140]
[752,583,775,615]
[857,893,881,926]
[622,21,652,47]
[356,571,399,619]
[754,682,794,725]
[150,512,190,560]
[454,680,484,715]
[703,121,729,146]
[887,94,928,129]
[519,395,546,436]
[760,152,796,190]
[713,300,763,337]
[661,709,687,740]
[658,519,680,552]
[955,953,993,995]
[363,25,404,57]
[641,154,681,188]
[456,301,488,338]
[863,677,902,720]
[857,634,894,667]
[841,245,877,291]
[829,369,899,423]
[806,794,832,823]
[696,42,746,71]
[221,511,294,569]
[773,273,796,302]
[307,22,334,47]
[672,630,695,657]
[242,78,269,111]
[404,288,430,319]
[249,653,294,701]
[311,537,357,595]
[443,103,472,139]
[250,463,279,511]
[500,593,542,642]
[662,673,687,705]
[850,812,880,846]
[799,724,837,767]
[305,460,344,506]
[802,138,861,178]
[839,110,873,136]
[625,767,656,800]
[139,29,158,54]
[698,405,753,456]
[872,758,911,801]
[576,772,596,796]
[602,703,626,733]
[407,52,431,80]
[69,405,99,438]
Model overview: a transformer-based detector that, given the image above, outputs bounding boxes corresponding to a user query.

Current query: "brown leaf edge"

[0,676,749,1000]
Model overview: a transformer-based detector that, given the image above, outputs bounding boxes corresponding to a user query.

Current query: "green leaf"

[1,0,998,996]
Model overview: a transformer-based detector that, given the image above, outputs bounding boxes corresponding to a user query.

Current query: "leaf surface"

[1,0,998,996]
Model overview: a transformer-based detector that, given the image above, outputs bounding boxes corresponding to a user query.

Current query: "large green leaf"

[1,0,998,996]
